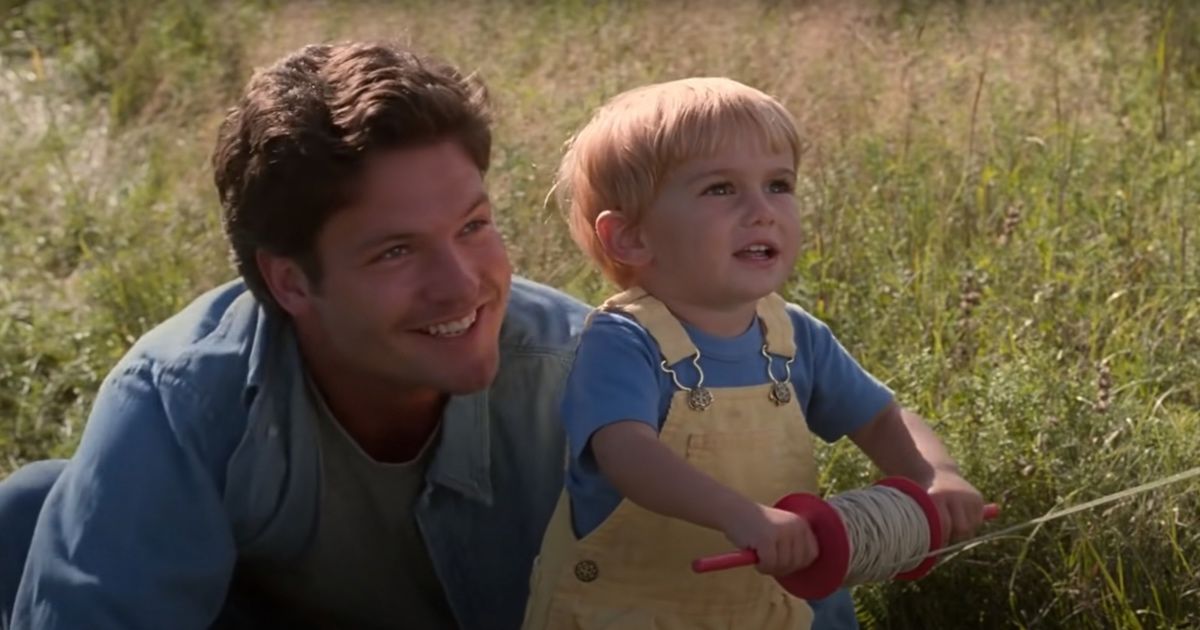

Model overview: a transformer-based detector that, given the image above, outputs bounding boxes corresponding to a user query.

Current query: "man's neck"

[295,341,446,464]
[322,382,446,464]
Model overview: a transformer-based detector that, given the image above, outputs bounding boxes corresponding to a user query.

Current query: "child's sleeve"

[788,305,895,442]
[561,311,664,465]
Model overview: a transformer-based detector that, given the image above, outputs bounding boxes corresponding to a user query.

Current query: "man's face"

[285,140,512,396]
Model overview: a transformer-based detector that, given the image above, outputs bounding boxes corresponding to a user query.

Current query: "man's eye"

[379,244,410,260]
[461,219,490,234]
[702,182,735,196]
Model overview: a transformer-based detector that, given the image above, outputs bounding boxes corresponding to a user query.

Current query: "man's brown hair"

[212,41,492,310]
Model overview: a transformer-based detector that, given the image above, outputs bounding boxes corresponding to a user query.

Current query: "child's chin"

[735,275,789,297]
[718,284,781,305]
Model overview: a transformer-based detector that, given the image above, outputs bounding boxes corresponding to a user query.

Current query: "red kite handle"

[691,502,999,574]
[692,550,757,573]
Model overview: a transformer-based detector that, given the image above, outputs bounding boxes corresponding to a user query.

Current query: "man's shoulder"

[499,276,592,354]
[86,280,278,488]
[118,279,268,405]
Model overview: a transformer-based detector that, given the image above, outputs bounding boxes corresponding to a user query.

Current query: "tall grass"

[2,1,1197,627]
[0,0,261,465]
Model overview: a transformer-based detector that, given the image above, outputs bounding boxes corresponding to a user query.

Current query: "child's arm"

[591,419,817,576]
[849,401,986,543]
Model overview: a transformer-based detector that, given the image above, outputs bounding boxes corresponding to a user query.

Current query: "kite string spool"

[827,484,936,585]
[692,476,996,599]
[696,465,1199,601]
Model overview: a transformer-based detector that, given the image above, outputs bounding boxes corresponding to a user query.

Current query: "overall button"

[574,560,599,582]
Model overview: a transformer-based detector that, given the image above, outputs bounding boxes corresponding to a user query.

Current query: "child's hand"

[720,502,818,576]
[927,469,986,544]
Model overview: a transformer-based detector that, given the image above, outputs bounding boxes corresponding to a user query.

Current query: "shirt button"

[574,560,599,583]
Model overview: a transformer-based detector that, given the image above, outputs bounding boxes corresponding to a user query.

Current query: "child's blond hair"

[555,77,802,288]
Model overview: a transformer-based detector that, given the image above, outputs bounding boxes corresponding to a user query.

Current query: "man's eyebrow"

[354,192,491,253]
[464,191,491,215]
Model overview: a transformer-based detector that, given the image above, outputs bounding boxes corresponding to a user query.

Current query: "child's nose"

[743,191,776,225]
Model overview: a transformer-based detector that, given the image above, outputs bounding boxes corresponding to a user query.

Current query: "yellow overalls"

[522,288,821,629]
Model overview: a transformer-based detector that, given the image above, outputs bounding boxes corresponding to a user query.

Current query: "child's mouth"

[734,244,777,261]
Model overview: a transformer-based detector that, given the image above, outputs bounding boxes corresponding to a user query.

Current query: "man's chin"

[438,358,500,395]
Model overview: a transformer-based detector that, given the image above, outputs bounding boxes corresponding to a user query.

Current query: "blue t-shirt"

[561,304,894,630]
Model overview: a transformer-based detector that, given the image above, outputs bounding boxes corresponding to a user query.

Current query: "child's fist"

[720,503,818,577]
[927,470,986,544]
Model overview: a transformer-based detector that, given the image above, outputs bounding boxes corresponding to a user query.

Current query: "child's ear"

[595,210,652,268]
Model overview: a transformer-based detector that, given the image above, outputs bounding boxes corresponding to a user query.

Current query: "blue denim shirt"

[11,277,590,630]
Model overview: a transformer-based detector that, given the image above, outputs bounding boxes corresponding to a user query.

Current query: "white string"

[827,486,932,585]
[822,465,1200,585]
[884,464,1200,573]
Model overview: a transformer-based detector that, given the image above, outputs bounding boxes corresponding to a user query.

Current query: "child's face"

[635,136,799,311]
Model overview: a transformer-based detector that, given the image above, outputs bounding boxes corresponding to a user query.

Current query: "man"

[0,41,589,629]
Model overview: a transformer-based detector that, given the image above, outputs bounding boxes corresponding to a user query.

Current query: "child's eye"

[702,182,735,196]
[768,179,795,194]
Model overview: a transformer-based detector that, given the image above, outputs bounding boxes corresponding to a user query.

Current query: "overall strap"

[596,288,698,365]
[755,293,796,359]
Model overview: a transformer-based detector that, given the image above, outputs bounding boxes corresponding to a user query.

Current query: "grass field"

[1,1,1197,627]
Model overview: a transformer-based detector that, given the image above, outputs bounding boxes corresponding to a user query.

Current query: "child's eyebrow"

[684,168,738,186]
[685,167,796,186]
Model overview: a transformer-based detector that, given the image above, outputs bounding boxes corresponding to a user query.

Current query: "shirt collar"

[243,294,278,407]
[426,388,494,506]
[246,297,495,506]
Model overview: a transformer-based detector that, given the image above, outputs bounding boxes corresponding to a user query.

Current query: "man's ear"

[595,210,652,268]
[256,249,313,317]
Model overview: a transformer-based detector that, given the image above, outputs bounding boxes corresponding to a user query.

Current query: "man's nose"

[421,244,480,305]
